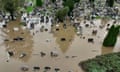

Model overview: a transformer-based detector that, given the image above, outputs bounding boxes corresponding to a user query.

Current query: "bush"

[95,16,101,19]
[74,0,80,3]
[36,0,43,7]
[103,25,120,47]
[80,52,120,72]
[19,22,26,26]
[55,7,69,22]
[106,0,114,7]
[63,0,74,14]
[51,0,56,3]
[26,6,33,13]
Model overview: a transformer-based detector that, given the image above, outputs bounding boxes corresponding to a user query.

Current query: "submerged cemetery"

[0,0,120,72]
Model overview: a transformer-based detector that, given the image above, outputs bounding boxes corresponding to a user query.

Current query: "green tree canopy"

[103,25,120,47]
[51,0,56,3]
[63,0,66,2]
[36,0,43,7]
[89,0,95,7]
[63,0,74,12]
[74,0,80,3]
[89,0,95,3]
[3,0,19,20]
[106,0,114,7]
[55,6,69,22]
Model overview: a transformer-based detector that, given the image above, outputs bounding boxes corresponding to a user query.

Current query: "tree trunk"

[10,12,14,20]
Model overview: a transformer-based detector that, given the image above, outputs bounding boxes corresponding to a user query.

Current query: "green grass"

[19,22,26,26]
[95,16,101,19]
[26,6,33,13]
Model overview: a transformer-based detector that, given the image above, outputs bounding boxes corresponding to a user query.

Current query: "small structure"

[88,38,94,43]
[50,51,58,57]
[92,30,97,35]
[13,27,19,31]
[13,37,24,41]
[8,51,14,57]
[40,52,46,57]
[61,38,66,41]
[33,66,40,71]
[21,66,29,72]
[55,68,60,72]
[0,20,6,28]
[44,66,51,71]
[19,53,26,58]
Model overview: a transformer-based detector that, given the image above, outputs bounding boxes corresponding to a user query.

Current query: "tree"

[18,0,25,7]
[55,7,69,22]
[89,0,95,2]
[63,0,74,13]
[74,0,80,3]
[4,0,19,20]
[0,0,4,10]
[106,0,114,7]
[89,0,95,8]
[51,0,56,3]
[36,0,43,7]
[63,0,67,2]
[103,25,120,47]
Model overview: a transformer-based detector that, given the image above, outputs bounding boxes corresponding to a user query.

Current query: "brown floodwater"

[4,18,33,62]
[101,17,110,26]
[0,18,119,72]
[101,46,114,55]
[52,20,75,53]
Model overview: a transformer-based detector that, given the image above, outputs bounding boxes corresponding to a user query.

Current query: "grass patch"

[95,16,101,19]
[27,6,33,13]
[19,22,26,26]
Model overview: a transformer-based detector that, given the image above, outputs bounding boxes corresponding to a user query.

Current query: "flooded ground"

[52,20,75,53]
[0,18,120,72]
[3,18,33,62]
[102,46,113,55]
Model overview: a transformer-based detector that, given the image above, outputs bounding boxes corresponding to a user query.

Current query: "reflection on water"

[52,20,75,53]
[4,18,33,62]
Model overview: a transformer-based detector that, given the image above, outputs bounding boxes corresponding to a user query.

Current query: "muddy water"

[101,46,114,55]
[0,18,119,72]
[101,17,110,26]
[52,20,75,53]
[100,18,120,55]
[4,18,33,62]
[101,37,120,55]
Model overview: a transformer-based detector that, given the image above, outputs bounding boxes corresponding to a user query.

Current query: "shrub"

[55,7,69,22]
[103,25,120,47]
[80,52,120,72]
[36,0,43,7]
[63,0,74,14]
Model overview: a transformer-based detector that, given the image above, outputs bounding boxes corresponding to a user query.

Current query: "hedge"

[79,52,120,72]
[103,25,120,47]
